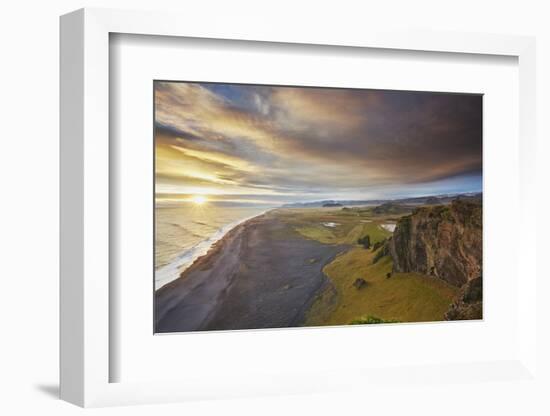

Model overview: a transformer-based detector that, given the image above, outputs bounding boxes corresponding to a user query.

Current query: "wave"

[168,223,204,238]
[192,220,218,229]
[155,209,272,290]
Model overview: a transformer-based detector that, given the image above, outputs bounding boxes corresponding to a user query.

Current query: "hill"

[281,192,481,208]
[371,202,413,215]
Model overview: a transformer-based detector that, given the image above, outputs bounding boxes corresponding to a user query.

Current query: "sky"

[155,81,482,206]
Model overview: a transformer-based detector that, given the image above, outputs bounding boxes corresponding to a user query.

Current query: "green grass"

[305,247,458,326]
[282,208,392,245]
[349,315,399,325]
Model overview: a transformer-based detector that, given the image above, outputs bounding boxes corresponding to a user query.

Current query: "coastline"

[154,201,475,332]
[155,207,275,290]
[155,210,347,333]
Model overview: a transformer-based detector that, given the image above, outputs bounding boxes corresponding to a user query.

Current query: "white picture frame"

[60,8,538,408]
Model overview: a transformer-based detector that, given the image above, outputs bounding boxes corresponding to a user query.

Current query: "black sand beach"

[155,212,347,333]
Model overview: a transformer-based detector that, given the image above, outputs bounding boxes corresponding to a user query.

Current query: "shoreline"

[155,217,254,331]
[155,207,276,290]
[155,211,346,333]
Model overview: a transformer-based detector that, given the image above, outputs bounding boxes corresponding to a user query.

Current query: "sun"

[191,195,207,205]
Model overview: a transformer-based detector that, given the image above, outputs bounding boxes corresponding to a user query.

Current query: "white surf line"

[155,208,273,290]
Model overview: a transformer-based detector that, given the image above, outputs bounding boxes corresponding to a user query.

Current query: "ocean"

[155,203,272,290]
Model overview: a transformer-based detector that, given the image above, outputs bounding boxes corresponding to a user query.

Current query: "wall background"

[0,1,548,414]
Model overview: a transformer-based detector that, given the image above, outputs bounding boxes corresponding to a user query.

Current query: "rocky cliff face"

[444,276,482,320]
[388,199,482,287]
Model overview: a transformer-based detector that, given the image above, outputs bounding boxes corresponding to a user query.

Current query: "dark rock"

[371,239,386,252]
[462,275,482,303]
[358,235,371,249]
[372,239,391,264]
[445,276,483,320]
[353,278,368,290]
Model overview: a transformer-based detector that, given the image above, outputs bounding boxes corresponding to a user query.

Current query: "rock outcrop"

[372,240,391,264]
[353,278,368,290]
[444,276,482,320]
[388,199,482,287]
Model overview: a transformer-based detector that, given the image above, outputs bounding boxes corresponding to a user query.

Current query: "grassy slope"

[305,247,458,326]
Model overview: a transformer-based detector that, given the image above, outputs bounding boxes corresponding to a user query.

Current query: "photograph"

[154,81,483,333]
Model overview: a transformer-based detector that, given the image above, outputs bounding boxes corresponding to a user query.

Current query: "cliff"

[444,276,482,320]
[388,199,482,287]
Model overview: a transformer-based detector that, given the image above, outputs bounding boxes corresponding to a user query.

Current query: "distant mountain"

[372,202,414,215]
[424,197,441,205]
[282,199,386,208]
[322,202,343,207]
[281,192,482,208]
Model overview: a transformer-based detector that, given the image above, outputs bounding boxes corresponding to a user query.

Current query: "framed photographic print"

[60,8,539,408]
[153,81,483,334]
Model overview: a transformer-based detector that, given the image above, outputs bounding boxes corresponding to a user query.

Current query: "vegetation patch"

[305,247,458,326]
[291,209,392,246]
[349,315,399,325]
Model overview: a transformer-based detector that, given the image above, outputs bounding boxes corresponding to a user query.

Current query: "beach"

[155,204,469,332]
[155,204,271,289]
[155,210,348,332]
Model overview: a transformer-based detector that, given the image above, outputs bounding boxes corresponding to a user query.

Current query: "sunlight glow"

[191,195,207,204]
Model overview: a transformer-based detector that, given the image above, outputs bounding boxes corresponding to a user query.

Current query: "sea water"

[155,203,272,290]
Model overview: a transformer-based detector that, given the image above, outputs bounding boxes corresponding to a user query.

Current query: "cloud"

[154,81,482,201]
